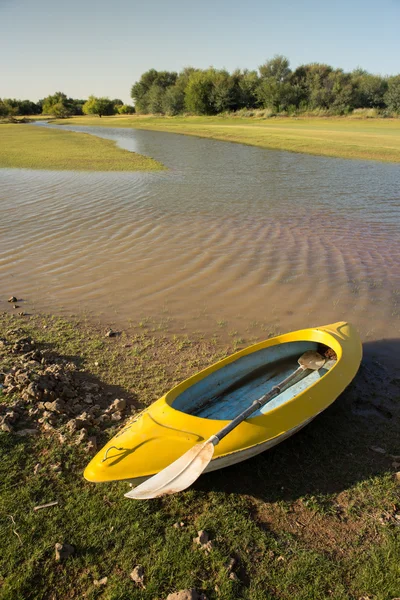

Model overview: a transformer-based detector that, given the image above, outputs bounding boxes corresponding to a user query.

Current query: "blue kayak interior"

[171,341,335,420]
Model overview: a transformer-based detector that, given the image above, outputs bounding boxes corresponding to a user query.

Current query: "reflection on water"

[1,123,399,341]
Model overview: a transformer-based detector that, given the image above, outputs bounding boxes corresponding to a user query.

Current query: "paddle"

[125,350,326,500]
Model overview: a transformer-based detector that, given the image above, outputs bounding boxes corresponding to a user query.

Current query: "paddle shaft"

[212,365,305,444]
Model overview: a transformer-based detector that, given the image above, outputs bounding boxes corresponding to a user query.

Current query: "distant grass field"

[57,114,400,163]
[1,311,399,599]
[0,123,164,171]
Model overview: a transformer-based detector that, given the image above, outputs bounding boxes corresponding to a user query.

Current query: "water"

[1,123,399,341]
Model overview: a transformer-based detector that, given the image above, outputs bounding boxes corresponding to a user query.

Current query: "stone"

[94,577,108,586]
[105,329,117,338]
[8,296,17,303]
[394,472,400,483]
[370,446,386,454]
[193,530,213,551]
[166,590,205,600]
[66,419,78,433]
[130,565,145,587]
[229,572,238,581]
[55,542,74,562]
[111,398,126,412]
[0,422,14,433]
[75,428,88,445]
[15,428,39,437]
[34,463,42,474]
[87,436,97,449]
[111,411,122,421]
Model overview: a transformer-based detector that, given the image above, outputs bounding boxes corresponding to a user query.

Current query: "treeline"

[131,56,400,116]
[0,92,135,118]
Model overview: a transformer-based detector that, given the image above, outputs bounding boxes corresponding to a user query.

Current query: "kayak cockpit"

[171,341,336,420]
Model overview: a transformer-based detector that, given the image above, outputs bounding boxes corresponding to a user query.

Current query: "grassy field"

[55,114,400,164]
[0,123,164,171]
[0,310,399,599]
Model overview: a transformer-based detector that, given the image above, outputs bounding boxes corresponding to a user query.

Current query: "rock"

[51,463,61,472]
[173,521,185,528]
[105,329,117,338]
[130,565,145,587]
[229,572,238,581]
[15,428,39,437]
[8,296,17,303]
[194,530,209,545]
[110,398,126,412]
[194,530,214,553]
[33,463,42,474]
[55,542,74,562]
[44,399,64,413]
[75,428,88,445]
[0,422,14,433]
[111,411,122,421]
[94,577,108,586]
[66,419,78,433]
[370,446,386,455]
[394,472,400,483]
[166,590,205,600]
[225,558,236,573]
[13,304,20,309]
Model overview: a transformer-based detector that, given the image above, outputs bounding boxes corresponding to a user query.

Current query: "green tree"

[42,92,74,116]
[258,55,293,112]
[384,75,400,113]
[185,70,216,114]
[351,70,387,108]
[117,104,135,114]
[82,96,116,117]
[162,86,185,115]
[131,70,177,113]
[210,69,236,113]
[233,69,260,109]
[0,99,9,117]
[259,55,291,82]
[146,84,165,113]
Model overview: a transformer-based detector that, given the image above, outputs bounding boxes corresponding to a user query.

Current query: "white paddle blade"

[124,440,215,500]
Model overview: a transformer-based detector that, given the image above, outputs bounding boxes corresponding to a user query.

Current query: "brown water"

[1,123,399,341]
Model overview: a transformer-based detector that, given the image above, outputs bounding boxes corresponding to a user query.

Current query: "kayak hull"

[84,322,362,484]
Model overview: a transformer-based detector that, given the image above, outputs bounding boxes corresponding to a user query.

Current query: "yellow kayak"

[84,321,362,485]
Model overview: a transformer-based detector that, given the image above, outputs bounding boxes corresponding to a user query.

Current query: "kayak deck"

[172,341,332,420]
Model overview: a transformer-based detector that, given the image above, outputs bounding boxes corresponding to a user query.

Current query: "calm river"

[1,122,399,342]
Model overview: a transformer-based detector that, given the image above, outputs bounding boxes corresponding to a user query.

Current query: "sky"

[1,0,400,104]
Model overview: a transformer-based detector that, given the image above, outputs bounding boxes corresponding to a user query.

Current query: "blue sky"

[1,0,400,104]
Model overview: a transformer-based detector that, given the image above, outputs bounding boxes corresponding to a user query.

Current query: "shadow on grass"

[190,338,400,502]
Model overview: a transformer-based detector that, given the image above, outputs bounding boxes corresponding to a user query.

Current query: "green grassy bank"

[56,114,400,164]
[0,123,164,171]
[0,311,399,599]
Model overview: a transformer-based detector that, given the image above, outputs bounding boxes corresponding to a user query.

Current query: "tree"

[162,86,185,115]
[82,96,116,117]
[185,70,216,114]
[118,104,135,114]
[384,75,400,113]
[232,69,260,109]
[146,84,165,113]
[131,70,177,113]
[42,92,74,116]
[0,99,8,117]
[258,55,294,111]
[259,55,291,82]
[351,70,387,108]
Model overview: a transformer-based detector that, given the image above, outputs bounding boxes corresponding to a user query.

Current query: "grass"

[0,123,164,171]
[0,310,399,599]
[54,114,400,164]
